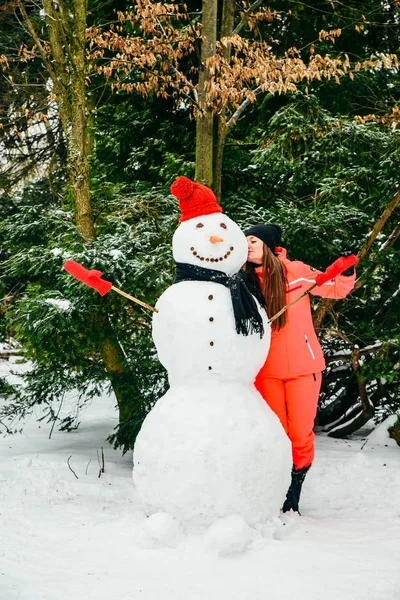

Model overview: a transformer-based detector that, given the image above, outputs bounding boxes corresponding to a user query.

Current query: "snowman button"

[208,366,212,370]
[210,341,214,346]
[208,294,213,300]
[209,317,214,322]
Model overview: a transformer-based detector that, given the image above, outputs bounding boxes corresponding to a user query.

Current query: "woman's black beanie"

[244,224,282,252]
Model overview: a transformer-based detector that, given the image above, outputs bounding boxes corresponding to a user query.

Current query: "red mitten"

[315,254,357,286]
[63,260,113,296]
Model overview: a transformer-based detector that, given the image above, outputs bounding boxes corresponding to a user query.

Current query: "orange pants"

[255,372,322,469]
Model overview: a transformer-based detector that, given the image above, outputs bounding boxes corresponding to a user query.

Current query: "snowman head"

[170,177,247,276]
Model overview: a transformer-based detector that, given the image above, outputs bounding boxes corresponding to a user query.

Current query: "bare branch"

[233,0,265,36]
[226,85,263,129]
[354,218,400,291]
[358,188,400,263]
[313,188,400,329]
[16,0,57,82]
[169,63,198,104]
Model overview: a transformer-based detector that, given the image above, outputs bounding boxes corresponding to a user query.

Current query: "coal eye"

[196,223,204,228]
[220,223,227,229]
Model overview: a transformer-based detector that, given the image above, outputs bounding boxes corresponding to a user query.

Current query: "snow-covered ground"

[1,356,399,600]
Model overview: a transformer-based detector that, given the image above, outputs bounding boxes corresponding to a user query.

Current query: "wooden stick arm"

[111,286,159,313]
[268,283,317,324]
[268,254,356,324]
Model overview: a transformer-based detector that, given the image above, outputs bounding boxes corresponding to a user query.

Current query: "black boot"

[282,464,312,514]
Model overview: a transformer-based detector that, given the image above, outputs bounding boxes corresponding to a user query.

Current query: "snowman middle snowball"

[133,177,292,528]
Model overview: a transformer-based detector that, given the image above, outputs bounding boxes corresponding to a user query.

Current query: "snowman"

[133,176,291,531]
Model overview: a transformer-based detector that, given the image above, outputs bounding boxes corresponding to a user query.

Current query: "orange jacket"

[256,248,356,379]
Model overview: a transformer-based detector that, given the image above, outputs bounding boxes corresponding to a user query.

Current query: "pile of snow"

[1,356,400,600]
[43,298,72,311]
[367,414,398,447]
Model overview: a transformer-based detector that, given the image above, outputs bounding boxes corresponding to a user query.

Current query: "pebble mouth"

[189,246,234,263]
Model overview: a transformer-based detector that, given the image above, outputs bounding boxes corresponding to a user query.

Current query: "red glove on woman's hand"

[340,251,356,276]
[315,253,357,286]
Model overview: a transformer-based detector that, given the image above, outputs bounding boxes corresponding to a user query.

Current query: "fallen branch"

[97,447,105,478]
[67,456,79,479]
[324,340,386,363]
[48,393,65,439]
[0,351,23,359]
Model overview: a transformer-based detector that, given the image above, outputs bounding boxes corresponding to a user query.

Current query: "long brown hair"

[245,245,287,331]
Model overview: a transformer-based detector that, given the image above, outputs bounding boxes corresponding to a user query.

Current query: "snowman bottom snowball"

[133,383,292,528]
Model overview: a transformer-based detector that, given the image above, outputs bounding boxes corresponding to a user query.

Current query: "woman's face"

[246,235,264,264]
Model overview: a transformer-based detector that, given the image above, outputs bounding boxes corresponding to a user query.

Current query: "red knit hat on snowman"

[170,176,222,222]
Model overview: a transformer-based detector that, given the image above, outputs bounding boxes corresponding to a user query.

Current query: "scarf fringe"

[235,318,265,338]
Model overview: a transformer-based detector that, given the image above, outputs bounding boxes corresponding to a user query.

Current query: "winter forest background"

[0,0,399,452]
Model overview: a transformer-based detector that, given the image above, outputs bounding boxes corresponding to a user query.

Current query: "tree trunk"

[212,0,235,201]
[97,313,133,425]
[195,0,217,187]
[20,0,134,428]
[41,0,94,240]
[212,120,227,201]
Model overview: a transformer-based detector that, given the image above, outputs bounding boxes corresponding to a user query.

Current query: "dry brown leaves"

[355,106,400,130]
[85,1,399,119]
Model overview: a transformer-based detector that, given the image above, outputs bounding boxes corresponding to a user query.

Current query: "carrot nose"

[209,235,224,244]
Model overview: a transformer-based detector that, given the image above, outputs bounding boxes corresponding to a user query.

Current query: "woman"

[245,224,356,514]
